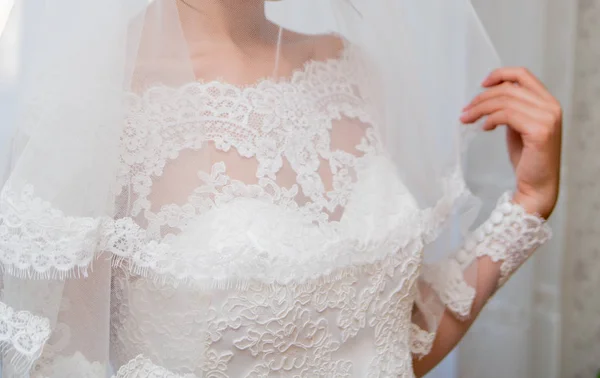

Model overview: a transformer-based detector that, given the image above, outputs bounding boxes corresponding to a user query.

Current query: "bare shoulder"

[310,34,346,60]
[280,30,346,61]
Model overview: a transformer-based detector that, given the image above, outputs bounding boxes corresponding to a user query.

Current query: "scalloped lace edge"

[0,301,51,374]
[112,355,198,378]
[410,323,436,358]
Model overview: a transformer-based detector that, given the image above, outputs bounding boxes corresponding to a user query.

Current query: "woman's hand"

[460,67,562,219]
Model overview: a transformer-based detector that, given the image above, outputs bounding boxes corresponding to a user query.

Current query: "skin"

[176,0,338,85]
[178,1,562,374]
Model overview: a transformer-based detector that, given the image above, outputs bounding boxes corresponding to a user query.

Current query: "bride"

[0,0,561,377]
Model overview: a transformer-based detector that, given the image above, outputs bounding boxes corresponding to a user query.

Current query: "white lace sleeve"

[410,192,552,356]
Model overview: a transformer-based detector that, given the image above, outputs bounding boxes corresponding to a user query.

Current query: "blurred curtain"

[0,0,17,184]
[441,0,576,378]
[561,1,600,377]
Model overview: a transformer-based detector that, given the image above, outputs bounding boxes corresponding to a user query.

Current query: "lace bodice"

[103,47,429,378]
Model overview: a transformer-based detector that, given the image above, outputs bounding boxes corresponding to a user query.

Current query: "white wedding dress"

[0,35,550,378]
[109,47,429,377]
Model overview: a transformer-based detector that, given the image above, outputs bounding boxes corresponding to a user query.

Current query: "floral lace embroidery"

[110,241,424,378]
[410,323,436,358]
[472,192,552,288]
[113,355,197,378]
[0,185,102,278]
[118,47,373,220]
[420,258,476,319]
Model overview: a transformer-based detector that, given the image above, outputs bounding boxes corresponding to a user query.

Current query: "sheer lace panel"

[118,47,378,228]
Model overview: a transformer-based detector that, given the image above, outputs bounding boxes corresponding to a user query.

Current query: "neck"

[177,0,272,45]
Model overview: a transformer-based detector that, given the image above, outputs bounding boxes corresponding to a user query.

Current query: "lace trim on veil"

[0,171,468,289]
[0,302,51,374]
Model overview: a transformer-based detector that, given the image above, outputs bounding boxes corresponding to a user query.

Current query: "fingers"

[479,109,532,132]
[482,67,554,102]
[460,96,552,134]
[464,82,547,112]
[479,108,557,147]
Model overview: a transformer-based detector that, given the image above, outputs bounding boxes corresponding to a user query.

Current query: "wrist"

[511,188,557,220]
[475,191,553,290]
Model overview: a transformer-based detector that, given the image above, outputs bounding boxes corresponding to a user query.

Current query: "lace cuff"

[410,323,436,357]
[471,192,552,288]
[411,192,552,356]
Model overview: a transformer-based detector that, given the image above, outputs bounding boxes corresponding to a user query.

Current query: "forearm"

[411,193,552,376]
[412,255,501,377]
